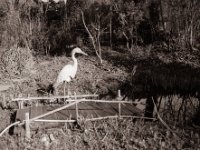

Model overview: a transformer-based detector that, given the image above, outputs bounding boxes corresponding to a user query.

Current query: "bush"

[0,46,35,78]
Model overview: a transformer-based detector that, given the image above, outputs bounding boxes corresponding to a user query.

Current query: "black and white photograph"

[0,0,200,149]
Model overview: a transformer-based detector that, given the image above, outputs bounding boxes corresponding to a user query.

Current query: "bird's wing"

[56,63,77,83]
[64,60,78,79]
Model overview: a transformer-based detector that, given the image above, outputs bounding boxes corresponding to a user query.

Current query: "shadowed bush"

[131,60,200,98]
[121,58,200,121]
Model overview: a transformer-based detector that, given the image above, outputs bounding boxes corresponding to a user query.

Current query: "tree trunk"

[145,96,157,118]
[189,21,193,48]
[192,98,200,125]
[109,3,113,50]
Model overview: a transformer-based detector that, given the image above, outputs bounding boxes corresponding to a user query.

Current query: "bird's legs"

[67,82,71,96]
[62,81,67,103]
[64,81,71,96]
[64,81,66,97]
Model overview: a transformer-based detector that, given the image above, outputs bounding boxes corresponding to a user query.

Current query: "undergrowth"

[1,119,200,149]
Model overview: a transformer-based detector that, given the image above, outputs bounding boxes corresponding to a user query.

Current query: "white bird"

[52,47,88,95]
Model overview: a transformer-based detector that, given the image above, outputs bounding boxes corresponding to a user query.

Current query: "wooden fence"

[0,90,152,138]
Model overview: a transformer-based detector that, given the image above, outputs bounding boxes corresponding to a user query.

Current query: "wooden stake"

[118,90,121,119]
[25,113,31,139]
[118,90,121,98]
[32,93,38,107]
[27,94,32,106]
[2,93,6,109]
[74,92,79,120]
[18,94,23,109]
[20,102,23,109]
[75,102,79,120]
[118,103,121,118]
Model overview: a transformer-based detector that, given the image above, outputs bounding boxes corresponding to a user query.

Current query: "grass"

[1,118,200,149]
[0,46,200,149]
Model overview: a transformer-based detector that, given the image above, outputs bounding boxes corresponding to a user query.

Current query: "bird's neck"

[72,52,78,66]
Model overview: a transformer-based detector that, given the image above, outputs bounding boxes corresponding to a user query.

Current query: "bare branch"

[81,11,97,50]
[81,10,103,63]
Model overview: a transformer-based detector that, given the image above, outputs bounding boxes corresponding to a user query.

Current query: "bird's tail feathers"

[47,83,55,95]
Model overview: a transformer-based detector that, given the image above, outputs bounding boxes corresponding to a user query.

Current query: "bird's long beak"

[80,51,88,56]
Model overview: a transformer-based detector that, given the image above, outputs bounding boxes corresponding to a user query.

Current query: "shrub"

[0,46,35,78]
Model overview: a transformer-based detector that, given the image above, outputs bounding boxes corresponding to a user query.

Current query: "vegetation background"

[0,0,200,149]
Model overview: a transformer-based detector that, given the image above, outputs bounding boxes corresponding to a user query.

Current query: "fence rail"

[11,94,99,102]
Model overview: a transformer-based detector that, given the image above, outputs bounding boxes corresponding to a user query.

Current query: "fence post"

[18,94,23,109]
[118,90,121,119]
[27,94,32,106]
[25,113,31,139]
[9,94,14,109]
[74,92,79,120]
[2,93,6,109]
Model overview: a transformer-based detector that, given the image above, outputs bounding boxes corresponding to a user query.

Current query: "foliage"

[82,2,111,63]
[112,0,144,52]
[0,46,35,78]
[0,0,200,57]
[1,119,200,149]
[167,0,200,49]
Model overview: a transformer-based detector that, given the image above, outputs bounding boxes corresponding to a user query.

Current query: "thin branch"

[131,65,137,77]
[31,115,156,123]
[152,98,180,139]
[122,31,129,40]
[0,121,20,137]
[91,24,99,31]
[81,11,96,50]
[81,10,103,63]
[86,115,156,121]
